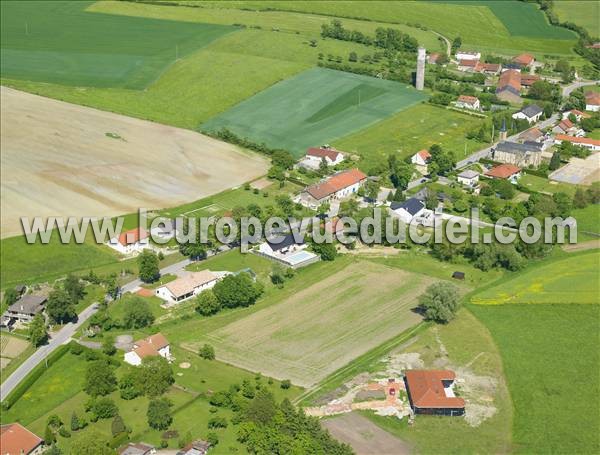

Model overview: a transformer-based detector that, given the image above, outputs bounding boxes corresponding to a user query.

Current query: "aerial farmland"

[0,1,599,454]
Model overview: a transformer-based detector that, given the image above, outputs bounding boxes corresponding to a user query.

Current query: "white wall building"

[124,333,171,367]
[107,228,150,254]
[512,105,543,124]
[457,169,480,187]
[390,198,426,224]
[155,270,223,304]
[455,51,481,61]
[411,149,431,167]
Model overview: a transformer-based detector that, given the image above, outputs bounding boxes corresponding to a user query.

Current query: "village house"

[485,164,522,183]
[512,104,543,124]
[552,118,582,136]
[298,146,345,170]
[496,69,522,103]
[480,62,501,75]
[455,50,480,61]
[404,370,465,416]
[520,74,540,89]
[554,134,600,152]
[255,233,319,268]
[150,218,183,241]
[107,227,150,254]
[1,295,47,329]
[411,149,431,167]
[562,109,590,122]
[118,442,156,455]
[512,53,535,68]
[585,91,600,112]
[176,440,212,455]
[155,270,223,304]
[454,95,480,111]
[124,333,171,366]
[492,140,543,168]
[0,423,44,455]
[298,168,367,209]
[457,169,480,187]
[518,127,544,143]
[390,198,427,224]
[457,59,479,72]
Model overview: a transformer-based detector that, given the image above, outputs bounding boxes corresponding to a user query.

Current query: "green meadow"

[0,1,234,88]
[202,67,427,156]
[554,0,600,36]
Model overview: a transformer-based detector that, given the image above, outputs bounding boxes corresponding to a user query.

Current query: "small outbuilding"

[452,271,465,280]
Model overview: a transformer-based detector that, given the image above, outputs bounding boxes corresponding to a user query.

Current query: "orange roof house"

[404,370,465,415]
[124,333,170,366]
[485,164,522,180]
[117,227,148,246]
[0,423,44,455]
[520,74,541,87]
[585,91,600,109]
[554,134,600,151]
[304,169,367,202]
[306,146,343,163]
[513,53,535,67]
[496,69,522,102]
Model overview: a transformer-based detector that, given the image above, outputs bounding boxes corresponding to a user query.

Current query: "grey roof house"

[1,295,47,327]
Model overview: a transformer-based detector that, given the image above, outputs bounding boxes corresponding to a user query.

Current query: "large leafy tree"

[122,296,155,329]
[137,250,160,283]
[28,313,48,347]
[139,356,174,397]
[213,273,263,309]
[147,398,173,430]
[196,289,221,316]
[64,274,85,304]
[46,289,76,324]
[70,430,112,455]
[418,282,460,323]
[84,360,117,397]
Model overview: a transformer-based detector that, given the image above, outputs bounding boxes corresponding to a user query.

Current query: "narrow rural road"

[562,80,598,98]
[0,255,202,401]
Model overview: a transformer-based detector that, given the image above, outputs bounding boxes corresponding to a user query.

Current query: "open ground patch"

[201,67,427,157]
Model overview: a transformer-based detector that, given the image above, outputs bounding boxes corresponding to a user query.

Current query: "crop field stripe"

[201,67,427,157]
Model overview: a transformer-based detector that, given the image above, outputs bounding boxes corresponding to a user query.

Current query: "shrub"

[199,344,215,360]
[280,380,292,389]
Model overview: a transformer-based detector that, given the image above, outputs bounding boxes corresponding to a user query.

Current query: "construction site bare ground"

[186,261,434,387]
[0,87,268,238]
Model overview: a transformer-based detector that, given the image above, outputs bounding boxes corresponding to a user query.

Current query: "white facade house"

[124,333,171,367]
[585,91,600,112]
[455,51,481,61]
[457,170,480,187]
[107,228,150,254]
[390,198,426,224]
[411,149,431,167]
[298,169,367,209]
[305,147,344,166]
[454,95,480,111]
[512,105,543,124]
[255,234,319,268]
[155,270,223,304]
[553,134,600,152]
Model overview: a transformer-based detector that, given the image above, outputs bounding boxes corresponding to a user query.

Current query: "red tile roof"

[417,149,431,160]
[497,69,522,93]
[458,59,478,68]
[481,63,501,72]
[585,91,600,106]
[558,119,574,131]
[520,74,540,86]
[0,423,43,455]
[566,109,590,119]
[306,147,342,162]
[404,370,465,409]
[513,53,534,66]
[555,134,600,146]
[118,227,148,246]
[457,95,479,105]
[485,164,521,179]
[132,333,169,359]
[306,169,367,200]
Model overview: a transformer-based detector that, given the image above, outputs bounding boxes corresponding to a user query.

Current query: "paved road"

[0,255,198,402]
[562,80,598,98]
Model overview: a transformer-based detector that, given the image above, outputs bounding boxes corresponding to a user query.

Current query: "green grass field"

[0,1,234,88]
[471,250,599,305]
[554,0,600,36]
[519,173,577,197]
[213,1,578,56]
[571,204,600,239]
[469,303,599,454]
[202,67,427,156]
[334,103,485,163]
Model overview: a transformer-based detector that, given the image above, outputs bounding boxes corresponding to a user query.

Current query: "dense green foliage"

[213,273,264,309]
[137,250,160,283]
[84,360,117,397]
[122,296,155,329]
[418,282,460,323]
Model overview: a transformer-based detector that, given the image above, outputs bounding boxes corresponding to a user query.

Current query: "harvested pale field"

[0,87,268,238]
[321,412,411,455]
[194,261,433,387]
[548,152,600,186]
[0,334,29,370]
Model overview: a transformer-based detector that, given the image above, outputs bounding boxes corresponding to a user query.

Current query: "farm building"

[512,53,535,68]
[552,118,582,136]
[404,370,465,416]
[390,198,427,224]
[107,227,150,254]
[411,149,431,166]
[562,109,590,122]
[520,74,541,88]
[553,134,600,151]
[298,169,367,209]
[492,141,543,168]
[496,70,522,103]
[124,333,171,366]
[118,442,156,455]
[298,146,345,170]
[455,50,481,61]
[457,59,479,72]
[0,423,44,455]
[0,295,47,329]
[485,164,522,183]
[585,91,600,112]
[177,440,212,455]
[155,270,224,303]
[150,218,183,241]
[480,63,501,75]
[518,127,544,143]
[457,169,480,187]
[255,233,319,268]
[512,104,543,124]
[454,95,480,111]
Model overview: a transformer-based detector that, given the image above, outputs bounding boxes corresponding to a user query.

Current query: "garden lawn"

[0,1,235,88]
[519,173,577,197]
[334,103,485,165]
[471,250,599,305]
[469,303,599,454]
[571,204,600,239]
[201,67,426,157]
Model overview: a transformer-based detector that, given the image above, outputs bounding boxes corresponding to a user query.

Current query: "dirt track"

[0,86,268,238]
